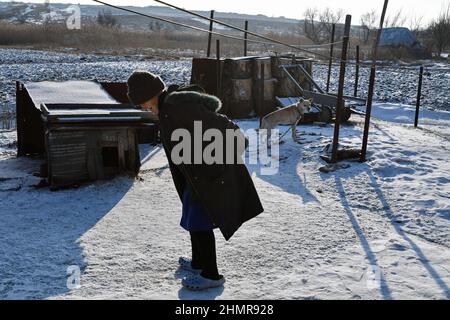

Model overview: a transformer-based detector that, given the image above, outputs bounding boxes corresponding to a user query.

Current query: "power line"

[151,0,341,49]
[92,0,337,60]
[92,0,423,70]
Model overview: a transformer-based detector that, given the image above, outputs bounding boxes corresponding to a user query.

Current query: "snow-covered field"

[0,48,449,116]
[0,107,449,300]
[314,62,450,111]
[0,48,449,300]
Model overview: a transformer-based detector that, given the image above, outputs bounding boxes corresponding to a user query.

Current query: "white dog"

[260,98,313,144]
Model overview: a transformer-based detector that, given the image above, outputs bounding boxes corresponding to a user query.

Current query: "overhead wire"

[92,0,341,61]
[92,0,444,72]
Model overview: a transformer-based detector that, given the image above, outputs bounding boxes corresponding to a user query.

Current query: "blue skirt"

[180,187,215,232]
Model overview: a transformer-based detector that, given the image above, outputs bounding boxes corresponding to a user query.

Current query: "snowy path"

[0,109,449,300]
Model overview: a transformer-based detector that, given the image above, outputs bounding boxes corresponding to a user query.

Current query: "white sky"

[2,0,448,25]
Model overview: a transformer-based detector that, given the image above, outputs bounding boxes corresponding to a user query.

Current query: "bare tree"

[97,9,118,28]
[384,9,407,28]
[360,10,378,44]
[320,7,344,39]
[409,15,424,36]
[302,7,343,44]
[303,8,323,44]
[429,1,450,56]
[149,21,162,32]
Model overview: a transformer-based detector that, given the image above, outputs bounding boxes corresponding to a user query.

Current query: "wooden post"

[361,66,376,162]
[414,66,424,128]
[244,20,249,56]
[216,39,221,98]
[326,24,336,93]
[331,16,351,164]
[206,10,214,58]
[354,45,360,97]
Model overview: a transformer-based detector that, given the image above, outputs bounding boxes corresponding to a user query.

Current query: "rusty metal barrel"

[253,57,277,117]
[222,57,255,118]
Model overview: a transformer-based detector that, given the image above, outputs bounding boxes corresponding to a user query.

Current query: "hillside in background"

[0,1,302,34]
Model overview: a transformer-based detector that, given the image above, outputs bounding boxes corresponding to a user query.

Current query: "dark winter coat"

[157,90,264,241]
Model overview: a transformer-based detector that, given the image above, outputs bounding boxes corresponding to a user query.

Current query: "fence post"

[354,45,360,97]
[216,39,221,98]
[326,24,336,93]
[414,66,424,128]
[259,63,265,117]
[372,0,389,63]
[361,66,376,162]
[16,81,24,156]
[360,0,389,162]
[206,10,215,58]
[331,16,352,163]
[244,20,249,56]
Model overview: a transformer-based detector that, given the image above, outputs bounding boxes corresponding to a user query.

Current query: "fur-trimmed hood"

[164,91,222,113]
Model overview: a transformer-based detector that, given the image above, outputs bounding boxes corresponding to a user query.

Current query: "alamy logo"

[170,121,280,176]
[43,1,81,30]
[66,5,81,30]
[66,265,81,289]
[366,265,382,291]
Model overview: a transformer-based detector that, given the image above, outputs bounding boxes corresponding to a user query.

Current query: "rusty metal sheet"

[231,79,253,101]
[253,57,272,80]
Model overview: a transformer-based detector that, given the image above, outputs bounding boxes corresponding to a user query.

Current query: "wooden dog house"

[16,80,158,188]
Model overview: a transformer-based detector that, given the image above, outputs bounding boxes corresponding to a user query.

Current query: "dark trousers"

[190,230,220,280]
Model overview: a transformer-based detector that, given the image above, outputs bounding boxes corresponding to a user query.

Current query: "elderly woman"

[127,71,264,291]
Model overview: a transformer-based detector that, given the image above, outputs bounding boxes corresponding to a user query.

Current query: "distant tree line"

[97,9,119,28]
[300,2,450,57]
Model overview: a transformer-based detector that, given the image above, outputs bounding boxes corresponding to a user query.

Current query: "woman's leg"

[191,230,221,280]
[189,231,202,270]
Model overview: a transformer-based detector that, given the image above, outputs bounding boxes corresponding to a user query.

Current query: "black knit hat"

[127,71,166,105]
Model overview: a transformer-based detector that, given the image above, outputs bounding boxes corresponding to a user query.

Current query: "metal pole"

[244,20,249,56]
[326,24,336,93]
[414,66,424,128]
[361,66,376,162]
[360,0,389,162]
[331,16,351,164]
[372,0,389,63]
[354,45,360,97]
[206,10,214,58]
[216,39,221,98]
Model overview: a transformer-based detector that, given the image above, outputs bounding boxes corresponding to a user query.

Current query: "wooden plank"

[48,130,89,186]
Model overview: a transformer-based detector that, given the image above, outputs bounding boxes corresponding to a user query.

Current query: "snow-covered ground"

[1,49,449,118]
[0,48,449,300]
[314,62,450,112]
[355,103,450,138]
[0,104,449,300]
